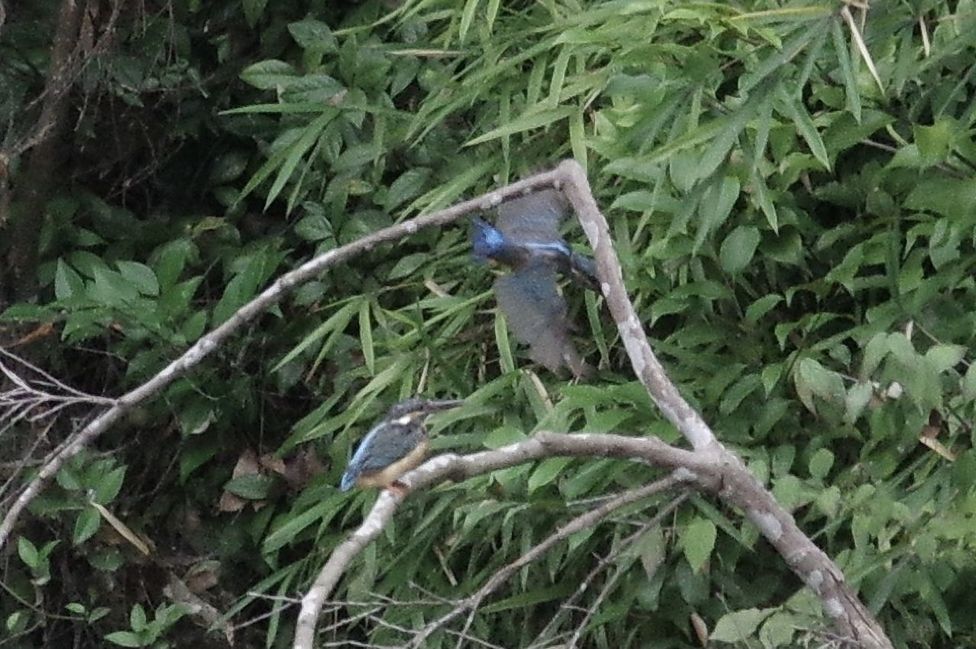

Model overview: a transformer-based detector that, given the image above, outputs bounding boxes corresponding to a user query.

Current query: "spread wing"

[494,262,575,373]
[496,189,567,244]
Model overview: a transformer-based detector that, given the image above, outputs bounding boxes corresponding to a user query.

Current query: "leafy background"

[2,0,976,647]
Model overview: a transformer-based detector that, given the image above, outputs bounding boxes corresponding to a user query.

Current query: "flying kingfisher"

[471,189,597,378]
[340,397,464,493]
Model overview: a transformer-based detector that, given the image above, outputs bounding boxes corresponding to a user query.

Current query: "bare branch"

[556,159,893,648]
[0,169,563,550]
[0,160,893,649]
[531,494,689,648]
[294,433,708,649]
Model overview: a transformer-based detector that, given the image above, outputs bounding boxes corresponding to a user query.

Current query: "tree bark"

[3,0,83,302]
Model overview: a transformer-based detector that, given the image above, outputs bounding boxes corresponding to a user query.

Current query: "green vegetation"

[2,0,976,647]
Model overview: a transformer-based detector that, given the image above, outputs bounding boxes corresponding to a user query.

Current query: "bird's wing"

[495,189,567,244]
[494,262,573,373]
[346,421,424,477]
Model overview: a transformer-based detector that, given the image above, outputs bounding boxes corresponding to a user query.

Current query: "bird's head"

[470,216,506,261]
[385,397,464,426]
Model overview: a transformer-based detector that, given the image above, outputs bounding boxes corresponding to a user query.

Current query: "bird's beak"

[422,399,465,414]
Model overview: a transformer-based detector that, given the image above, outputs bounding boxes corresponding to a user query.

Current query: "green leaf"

[681,517,716,573]
[778,91,829,170]
[696,176,740,250]
[384,168,431,211]
[239,60,296,89]
[242,0,268,27]
[861,332,889,377]
[18,537,39,569]
[458,0,482,43]
[6,611,25,633]
[359,300,375,376]
[831,20,861,123]
[263,499,339,553]
[104,631,143,648]
[482,425,526,449]
[287,18,337,52]
[212,267,261,326]
[962,364,976,403]
[129,604,147,632]
[808,448,834,480]
[295,212,333,242]
[914,120,953,166]
[844,381,874,423]
[465,106,575,146]
[719,225,761,274]
[527,457,573,492]
[88,267,139,306]
[152,239,192,289]
[264,111,336,210]
[924,344,965,374]
[711,607,775,643]
[93,466,126,504]
[481,583,575,614]
[181,310,208,342]
[224,474,274,500]
[387,254,427,280]
[793,358,844,413]
[745,294,782,322]
[178,399,215,437]
[116,262,159,296]
[65,602,87,615]
[887,332,916,366]
[494,307,515,374]
[73,507,101,545]
[179,436,218,482]
[55,259,85,300]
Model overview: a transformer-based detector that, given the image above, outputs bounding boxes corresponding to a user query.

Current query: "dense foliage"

[2,0,976,647]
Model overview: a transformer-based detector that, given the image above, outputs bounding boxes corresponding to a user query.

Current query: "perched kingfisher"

[471,189,597,378]
[340,397,464,493]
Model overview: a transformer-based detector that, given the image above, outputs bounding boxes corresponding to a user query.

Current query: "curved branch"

[296,161,893,649]
[0,170,563,550]
[556,159,892,649]
[294,432,707,649]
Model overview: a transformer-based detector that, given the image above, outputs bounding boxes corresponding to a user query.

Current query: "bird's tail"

[561,252,600,291]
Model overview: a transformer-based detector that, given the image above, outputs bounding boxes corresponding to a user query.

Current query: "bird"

[470,188,597,378]
[340,397,464,493]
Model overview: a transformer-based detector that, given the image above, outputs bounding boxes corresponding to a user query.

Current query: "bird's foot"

[386,481,410,497]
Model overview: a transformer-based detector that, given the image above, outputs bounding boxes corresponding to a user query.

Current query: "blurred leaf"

[73,508,101,545]
[711,607,775,643]
[240,59,297,89]
[55,259,85,300]
[681,517,716,573]
[720,225,760,274]
[528,457,573,492]
[808,448,834,480]
[18,537,39,569]
[288,18,337,52]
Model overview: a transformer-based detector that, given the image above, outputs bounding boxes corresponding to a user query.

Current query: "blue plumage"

[471,189,597,377]
[340,398,463,492]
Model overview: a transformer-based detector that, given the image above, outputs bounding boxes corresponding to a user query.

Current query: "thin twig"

[294,432,708,649]
[292,161,893,649]
[0,169,563,550]
[531,493,689,649]
[405,474,686,649]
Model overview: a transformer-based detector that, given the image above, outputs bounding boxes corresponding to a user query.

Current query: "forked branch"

[0,161,893,649]
[294,161,894,649]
